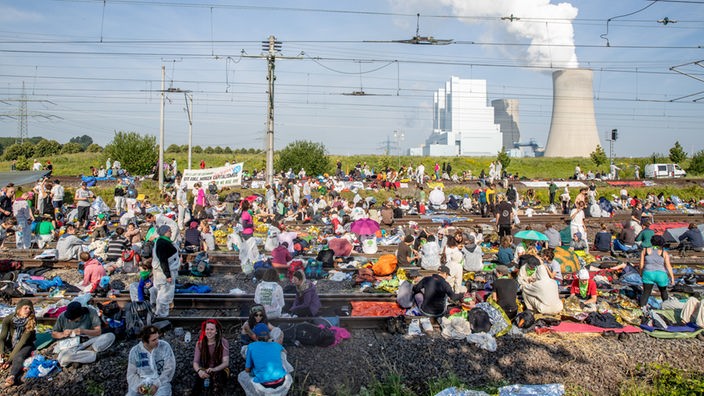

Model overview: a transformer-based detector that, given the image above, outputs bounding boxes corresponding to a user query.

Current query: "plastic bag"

[498,384,565,396]
[435,387,489,396]
[466,333,497,352]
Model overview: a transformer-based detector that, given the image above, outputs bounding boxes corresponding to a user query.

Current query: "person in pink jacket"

[80,252,106,293]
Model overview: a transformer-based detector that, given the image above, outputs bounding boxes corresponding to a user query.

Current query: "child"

[92,213,109,240]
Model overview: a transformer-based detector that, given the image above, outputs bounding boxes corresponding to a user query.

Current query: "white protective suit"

[126,339,176,396]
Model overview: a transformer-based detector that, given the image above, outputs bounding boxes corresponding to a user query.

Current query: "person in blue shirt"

[497,235,515,265]
[237,324,292,395]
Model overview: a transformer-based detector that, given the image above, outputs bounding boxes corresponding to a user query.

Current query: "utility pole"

[0,81,61,143]
[184,93,193,170]
[265,35,279,186]
[241,36,302,185]
[159,66,165,191]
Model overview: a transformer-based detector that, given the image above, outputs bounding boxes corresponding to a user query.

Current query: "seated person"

[92,213,109,240]
[270,242,292,269]
[80,252,106,293]
[200,220,216,252]
[192,319,230,396]
[569,269,598,305]
[288,271,321,317]
[593,223,612,252]
[254,269,285,318]
[462,234,484,272]
[678,223,704,253]
[51,301,116,367]
[0,300,36,388]
[412,265,460,318]
[0,218,16,250]
[240,305,283,347]
[635,221,654,248]
[183,221,202,252]
[491,265,519,320]
[569,232,589,252]
[396,235,417,266]
[35,214,57,249]
[56,224,89,260]
[237,324,293,396]
[496,236,515,265]
[520,255,563,315]
[541,248,563,285]
[419,235,441,271]
[126,325,175,396]
[617,221,637,249]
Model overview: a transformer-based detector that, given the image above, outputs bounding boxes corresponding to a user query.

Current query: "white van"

[644,163,687,178]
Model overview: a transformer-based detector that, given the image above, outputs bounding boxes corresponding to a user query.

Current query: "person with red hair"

[192,319,230,395]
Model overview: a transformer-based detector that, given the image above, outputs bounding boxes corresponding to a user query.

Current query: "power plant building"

[544,69,602,157]
[417,76,503,156]
[492,99,520,150]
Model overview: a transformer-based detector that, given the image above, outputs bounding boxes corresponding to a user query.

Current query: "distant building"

[492,99,520,150]
[413,76,502,156]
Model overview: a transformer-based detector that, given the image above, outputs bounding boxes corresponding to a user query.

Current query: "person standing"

[126,326,175,396]
[0,299,36,388]
[74,182,94,230]
[495,194,514,238]
[176,180,189,230]
[153,226,180,318]
[114,178,126,215]
[548,181,557,206]
[416,163,425,185]
[570,201,588,246]
[50,179,64,210]
[12,193,34,250]
[639,236,675,308]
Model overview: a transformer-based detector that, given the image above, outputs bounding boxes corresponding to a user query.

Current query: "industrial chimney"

[544,69,601,157]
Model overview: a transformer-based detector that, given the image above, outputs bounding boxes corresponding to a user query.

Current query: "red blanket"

[650,222,690,236]
[535,321,642,334]
[606,181,645,187]
[350,301,405,317]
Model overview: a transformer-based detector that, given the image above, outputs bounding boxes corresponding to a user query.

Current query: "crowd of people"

[0,157,703,394]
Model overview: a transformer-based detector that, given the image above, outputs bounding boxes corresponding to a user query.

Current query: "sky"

[0,0,703,157]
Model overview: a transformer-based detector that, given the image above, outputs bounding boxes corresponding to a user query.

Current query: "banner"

[181,162,244,189]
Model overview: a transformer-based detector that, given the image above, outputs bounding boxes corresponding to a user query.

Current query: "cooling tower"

[492,99,520,150]
[544,69,601,157]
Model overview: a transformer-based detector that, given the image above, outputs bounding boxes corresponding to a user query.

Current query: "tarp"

[536,322,642,334]
[552,246,581,274]
[521,181,587,189]
[649,222,689,236]
[663,224,704,243]
[605,181,646,187]
[0,170,51,187]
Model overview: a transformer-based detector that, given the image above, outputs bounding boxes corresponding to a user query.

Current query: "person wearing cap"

[491,265,519,320]
[74,181,94,230]
[56,223,89,260]
[412,265,460,318]
[153,225,180,317]
[126,325,175,396]
[639,235,675,308]
[238,323,293,395]
[569,269,598,305]
[51,301,115,367]
[0,300,36,388]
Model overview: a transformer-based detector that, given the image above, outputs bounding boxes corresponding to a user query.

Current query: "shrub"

[687,150,704,175]
[3,142,35,160]
[275,140,331,176]
[103,131,158,175]
[60,142,84,154]
[86,143,103,153]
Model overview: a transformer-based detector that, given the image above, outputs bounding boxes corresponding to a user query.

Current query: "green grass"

[619,363,704,396]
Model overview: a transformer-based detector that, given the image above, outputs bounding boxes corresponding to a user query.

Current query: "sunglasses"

[254,313,264,317]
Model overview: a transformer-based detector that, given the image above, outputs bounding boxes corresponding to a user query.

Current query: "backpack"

[98,301,127,339]
[124,301,154,338]
[189,252,211,277]
[515,310,536,329]
[0,281,25,299]
[293,322,336,347]
[126,185,137,198]
[305,259,324,280]
[355,267,375,284]
[316,249,335,269]
[208,183,218,195]
[372,254,397,276]
[140,239,155,259]
[121,250,140,273]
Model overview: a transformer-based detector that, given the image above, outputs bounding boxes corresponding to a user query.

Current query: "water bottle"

[203,378,210,389]
[184,331,191,343]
